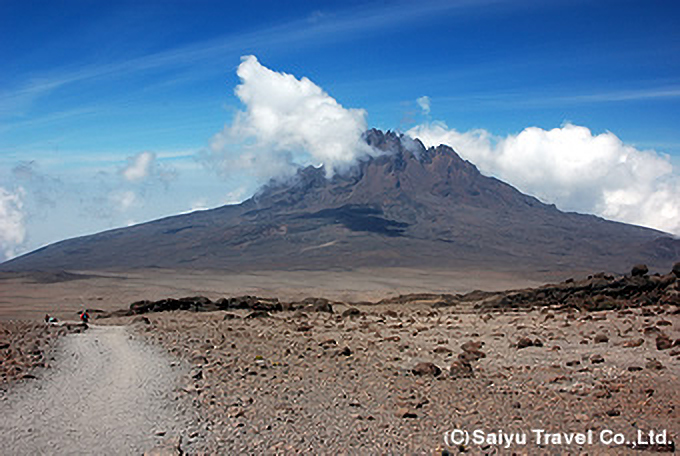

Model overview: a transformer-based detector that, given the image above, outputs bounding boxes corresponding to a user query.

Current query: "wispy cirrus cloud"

[428,85,680,111]
[0,0,527,115]
[552,86,680,104]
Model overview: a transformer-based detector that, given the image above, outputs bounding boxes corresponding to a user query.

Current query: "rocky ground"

[0,320,86,388]
[119,265,679,454]
[2,264,678,454]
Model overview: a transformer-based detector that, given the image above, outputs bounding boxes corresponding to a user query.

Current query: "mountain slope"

[2,130,678,274]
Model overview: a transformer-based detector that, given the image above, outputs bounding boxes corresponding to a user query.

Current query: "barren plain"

[1,266,678,454]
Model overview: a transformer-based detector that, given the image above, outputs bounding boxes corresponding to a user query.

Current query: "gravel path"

[0,325,189,455]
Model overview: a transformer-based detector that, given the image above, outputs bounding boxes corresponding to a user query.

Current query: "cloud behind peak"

[409,122,680,235]
[209,55,375,180]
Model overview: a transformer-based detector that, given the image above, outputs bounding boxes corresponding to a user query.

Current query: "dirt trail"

[0,325,189,455]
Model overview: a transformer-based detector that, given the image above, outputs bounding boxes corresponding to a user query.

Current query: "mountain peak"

[253,128,488,212]
[2,129,678,274]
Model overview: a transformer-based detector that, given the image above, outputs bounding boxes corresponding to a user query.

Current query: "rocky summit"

[2,130,678,274]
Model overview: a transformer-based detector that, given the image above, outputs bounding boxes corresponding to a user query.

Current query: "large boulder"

[631,264,649,277]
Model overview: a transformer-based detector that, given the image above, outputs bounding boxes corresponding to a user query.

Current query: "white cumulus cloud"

[209,55,375,179]
[0,187,27,260]
[408,122,680,235]
[121,151,177,185]
[416,96,431,116]
[122,151,156,182]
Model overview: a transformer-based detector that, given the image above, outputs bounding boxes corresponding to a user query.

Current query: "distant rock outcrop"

[100,264,680,320]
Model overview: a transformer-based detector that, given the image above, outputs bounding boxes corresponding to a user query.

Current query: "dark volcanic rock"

[475,264,679,313]
[631,264,649,277]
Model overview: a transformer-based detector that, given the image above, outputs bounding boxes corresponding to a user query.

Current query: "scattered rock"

[517,337,534,349]
[412,362,441,377]
[646,359,665,370]
[190,368,203,380]
[459,340,486,362]
[449,360,473,378]
[336,346,352,357]
[461,340,484,352]
[590,354,605,364]
[396,407,418,419]
[594,334,609,343]
[656,335,672,350]
[191,354,207,365]
[318,338,337,348]
[458,351,483,363]
[298,297,334,313]
[342,308,362,318]
[245,311,271,319]
[592,387,610,398]
[516,337,542,349]
[623,338,645,348]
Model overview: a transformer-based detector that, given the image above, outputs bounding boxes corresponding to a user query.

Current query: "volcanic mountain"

[2,130,678,275]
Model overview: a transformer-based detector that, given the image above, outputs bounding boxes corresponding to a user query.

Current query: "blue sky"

[1,0,680,260]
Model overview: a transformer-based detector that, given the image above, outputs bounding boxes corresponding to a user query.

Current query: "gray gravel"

[0,325,191,455]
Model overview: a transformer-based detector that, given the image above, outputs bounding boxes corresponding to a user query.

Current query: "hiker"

[79,310,90,324]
